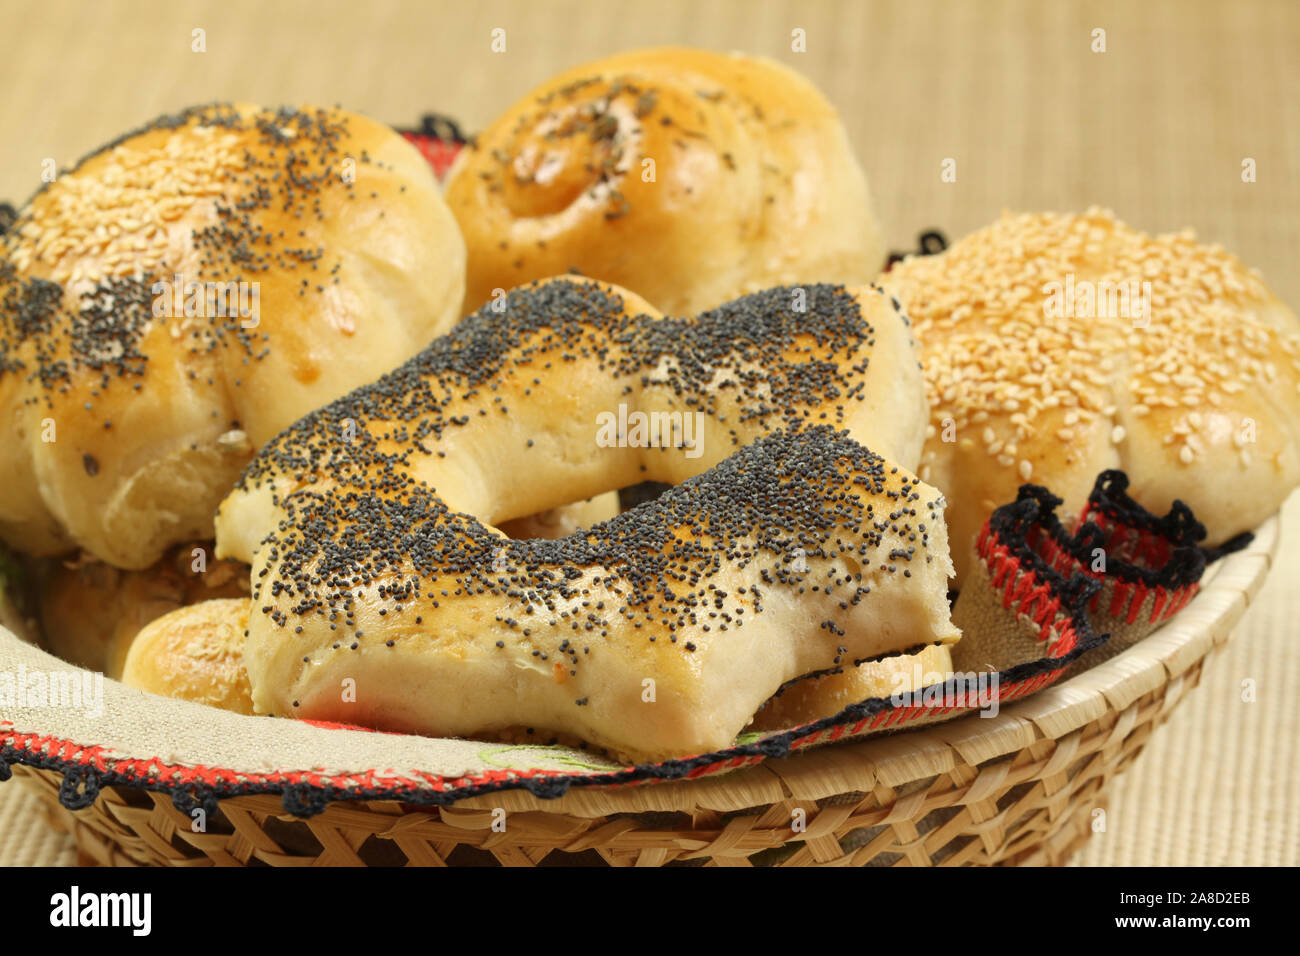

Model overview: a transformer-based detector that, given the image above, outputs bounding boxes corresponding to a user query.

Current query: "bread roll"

[120,598,255,715]
[750,643,954,731]
[38,544,248,679]
[217,429,957,762]
[0,103,466,569]
[209,277,953,761]
[884,209,1300,584]
[217,278,928,562]
[445,47,883,316]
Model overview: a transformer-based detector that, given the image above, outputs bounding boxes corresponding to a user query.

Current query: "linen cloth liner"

[1,468,1236,817]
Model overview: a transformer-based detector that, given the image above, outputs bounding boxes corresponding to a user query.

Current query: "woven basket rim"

[422,513,1276,816]
[0,515,1278,818]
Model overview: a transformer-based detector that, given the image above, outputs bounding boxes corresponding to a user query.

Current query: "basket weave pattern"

[10,682,1175,866]
[9,515,1274,867]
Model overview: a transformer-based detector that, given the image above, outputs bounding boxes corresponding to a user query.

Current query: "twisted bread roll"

[211,277,954,760]
[446,47,883,316]
[884,209,1300,584]
[0,104,466,569]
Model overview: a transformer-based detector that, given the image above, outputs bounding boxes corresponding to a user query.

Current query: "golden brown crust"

[884,209,1300,583]
[120,598,254,714]
[0,104,466,569]
[215,432,957,761]
[446,47,882,316]
[749,643,954,732]
[216,278,928,561]
[210,277,953,761]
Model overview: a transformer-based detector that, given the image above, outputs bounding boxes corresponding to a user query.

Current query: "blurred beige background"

[0,0,1296,865]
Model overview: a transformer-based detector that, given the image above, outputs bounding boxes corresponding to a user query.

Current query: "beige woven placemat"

[1071,497,1299,866]
[1,0,1296,866]
[0,779,78,866]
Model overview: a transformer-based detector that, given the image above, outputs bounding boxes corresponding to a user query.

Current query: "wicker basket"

[6,516,1277,867]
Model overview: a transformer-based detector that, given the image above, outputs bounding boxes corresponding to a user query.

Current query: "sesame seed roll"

[884,209,1300,584]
